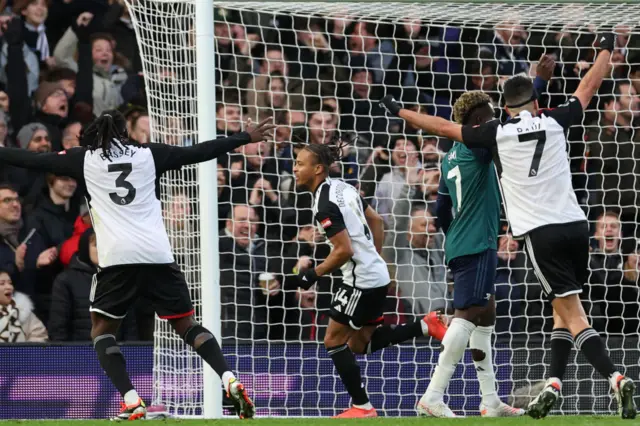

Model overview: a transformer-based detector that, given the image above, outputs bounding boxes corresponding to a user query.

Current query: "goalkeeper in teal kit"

[383,91,525,417]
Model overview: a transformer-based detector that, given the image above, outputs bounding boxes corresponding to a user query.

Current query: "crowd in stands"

[0,1,638,344]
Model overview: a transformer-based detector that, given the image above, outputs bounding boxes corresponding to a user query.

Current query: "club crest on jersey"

[321,218,332,229]
[447,151,457,161]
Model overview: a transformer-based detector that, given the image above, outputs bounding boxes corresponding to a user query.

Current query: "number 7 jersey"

[439,143,501,263]
[461,96,587,237]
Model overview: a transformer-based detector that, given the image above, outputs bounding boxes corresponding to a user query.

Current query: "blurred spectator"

[219,204,269,340]
[307,110,358,184]
[26,173,79,248]
[49,228,147,341]
[586,211,640,335]
[6,123,51,204]
[489,21,530,76]
[61,121,81,150]
[345,21,395,85]
[1,17,40,95]
[389,203,447,317]
[129,111,150,144]
[375,135,420,227]
[54,13,127,116]
[48,228,96,341]
[58,204,91,267]
[0,184,57,317]
[102,0,142,73]
[0,268,47,342]
[586,81,640,235]
[216,101,242,137]
[0,110,9,147]
[338,68,388,150]
[44,67,77,102]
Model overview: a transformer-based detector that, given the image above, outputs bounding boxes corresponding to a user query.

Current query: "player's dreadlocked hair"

[302,132,354,174]
[80,110,128,159]
[452,91,494,125]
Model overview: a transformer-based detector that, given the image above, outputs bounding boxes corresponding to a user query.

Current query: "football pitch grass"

[0,417,633,426]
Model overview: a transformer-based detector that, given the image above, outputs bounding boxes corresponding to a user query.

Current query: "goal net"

[126,0,640,417]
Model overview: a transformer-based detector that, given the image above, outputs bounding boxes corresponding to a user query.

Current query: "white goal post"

[125,0,640,418]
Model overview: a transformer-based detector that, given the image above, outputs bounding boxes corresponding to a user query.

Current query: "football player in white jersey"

[381,33,636,420]
[293,142,447,418]
[0,110,275,420]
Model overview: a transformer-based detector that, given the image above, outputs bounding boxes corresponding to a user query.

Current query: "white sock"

[469,325,500,409]
[610,371,623,391]
[222,371,236,390]
[424,318,476,403]
[353,402,373,410]
[546,377,562,391]
[420,319,429,336]
[124,389,140,406]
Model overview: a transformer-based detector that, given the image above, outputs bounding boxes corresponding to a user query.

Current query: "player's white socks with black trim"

[423,318,476,403]
[469,325,500,409]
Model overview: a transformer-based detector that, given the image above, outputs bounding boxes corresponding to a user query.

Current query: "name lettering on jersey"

[516,122,541,134]
[335,182,346,207]
[321,218,332,229]
[447,150,457,161]
[99,147,137,161]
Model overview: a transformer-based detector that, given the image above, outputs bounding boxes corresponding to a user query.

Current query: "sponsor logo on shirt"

[321,218,332,229]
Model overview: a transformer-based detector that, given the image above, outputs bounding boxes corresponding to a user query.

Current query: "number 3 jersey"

[313,178,389,289]
[461,96,587,237]
[0,133,252,268]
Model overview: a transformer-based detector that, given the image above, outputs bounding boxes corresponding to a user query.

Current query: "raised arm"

[381,95,464,142]
[573,33,615,109]
[150,118,275,173]
[0,147,85,181]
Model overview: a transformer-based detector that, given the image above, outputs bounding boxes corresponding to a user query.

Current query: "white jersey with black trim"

[83,144,174,267]
[461,96,586,237]
[313,178,389,289]
[0,131,253,269]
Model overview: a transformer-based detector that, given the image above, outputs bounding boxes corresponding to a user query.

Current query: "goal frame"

[194,0,220,419]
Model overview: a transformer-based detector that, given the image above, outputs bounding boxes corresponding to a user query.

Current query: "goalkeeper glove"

[297,267,318,290]
[380,95,402,117]
[598,33,616,53]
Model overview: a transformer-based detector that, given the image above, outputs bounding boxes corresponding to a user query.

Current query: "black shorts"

[523,221,589,301]
[329,283,389,329]
[90,263,194,320]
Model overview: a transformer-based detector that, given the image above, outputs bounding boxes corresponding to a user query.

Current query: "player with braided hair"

[413,91,524,418]
[0,111,275,420]
[293,141,447,419]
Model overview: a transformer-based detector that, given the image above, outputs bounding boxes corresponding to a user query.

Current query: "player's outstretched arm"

[0,147,84,180]
[363,204,384,254]
[380,95,464,142]
[573,33,615,109]
[150,117,276,171]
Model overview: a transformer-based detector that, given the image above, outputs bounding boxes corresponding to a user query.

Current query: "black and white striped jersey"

[313,178,389,289]
[0,133,252,268]
[461,96,586,237]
